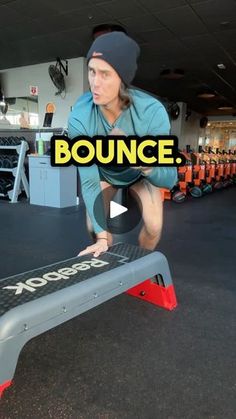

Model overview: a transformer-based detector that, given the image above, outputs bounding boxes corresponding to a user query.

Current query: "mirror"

[0,96,39,128]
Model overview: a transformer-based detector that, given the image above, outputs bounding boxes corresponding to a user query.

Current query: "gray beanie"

[87,31,140,86]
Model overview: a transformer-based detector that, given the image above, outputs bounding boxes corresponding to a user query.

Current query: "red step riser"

[0,380,13,398]
[126,279,177,311]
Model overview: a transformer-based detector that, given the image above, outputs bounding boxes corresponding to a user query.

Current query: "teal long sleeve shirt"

[68,88,177,233]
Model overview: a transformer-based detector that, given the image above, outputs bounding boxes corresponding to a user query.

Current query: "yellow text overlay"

[50,135,185,167]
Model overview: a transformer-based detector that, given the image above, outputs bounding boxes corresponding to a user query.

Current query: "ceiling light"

[218,106,233,110]
[197,92,216,99]
[217,63,226,70]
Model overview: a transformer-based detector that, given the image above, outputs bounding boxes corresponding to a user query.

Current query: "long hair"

[119,82,133,110]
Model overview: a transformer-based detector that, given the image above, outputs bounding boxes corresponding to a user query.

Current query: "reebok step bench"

[0,243,177,397]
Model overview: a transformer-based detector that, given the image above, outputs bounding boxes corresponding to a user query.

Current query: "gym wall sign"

[50,135,185,167]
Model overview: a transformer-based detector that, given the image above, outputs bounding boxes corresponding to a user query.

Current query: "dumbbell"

[6,136,14,146]
[0,179,9,194]
[0,155,4,168]
[189,185,203,198]
[201,183,212,194]
[5,178,14,192]
[14,137,22,145]
[6,155,18,168]
[172,189,186,203]
[10,155,19,167]
[2,155,18,168]
[0,179,6,194]
[8,137,20,146]
[0,178,14,194]
[2,155,12,168]
[3,137,11,145]
[0,137,7,145]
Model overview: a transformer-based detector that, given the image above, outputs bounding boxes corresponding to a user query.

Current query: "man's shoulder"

[68,91,96,137]
[72,91,94,112]
[129,88,167,114]
[128,88,170,135]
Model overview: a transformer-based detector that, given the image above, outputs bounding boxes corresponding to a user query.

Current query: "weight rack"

[0,138,29,203]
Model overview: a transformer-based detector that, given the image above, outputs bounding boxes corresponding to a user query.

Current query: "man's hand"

[78,238,109,258]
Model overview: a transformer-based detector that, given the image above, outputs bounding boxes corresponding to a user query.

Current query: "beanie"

[86,31,140,86]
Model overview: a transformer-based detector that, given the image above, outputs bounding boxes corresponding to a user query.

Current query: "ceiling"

[0,0,236,117]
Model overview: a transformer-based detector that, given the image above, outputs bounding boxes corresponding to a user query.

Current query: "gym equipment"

[221,150,233,187]
[171,185,186,203]
[0,242,177,397]
[2,155,12,168]
[213,148,224,189]
[189,145,215,197]
[160,187,172,201]
[175,145,236,200]
[0,178,14,195]
[0,138,29,202]
[230,150,236,183]
[189,185,202,197]
[202,147,215,188]
[173,145,193,202]
[189,146,206,197]
[178,145,193,196]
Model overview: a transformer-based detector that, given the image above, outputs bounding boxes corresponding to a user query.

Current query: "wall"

[1,61,204,148]
[170,102,186,149]
[170,102,202,151]
[182,109,204,151]
[1,57,89,129]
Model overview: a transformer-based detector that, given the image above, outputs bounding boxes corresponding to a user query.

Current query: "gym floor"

[0,188,235,419]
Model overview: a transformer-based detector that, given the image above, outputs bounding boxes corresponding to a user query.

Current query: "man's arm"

[68,117,107,237]
[143,103,178,189]
[78,164,107,235]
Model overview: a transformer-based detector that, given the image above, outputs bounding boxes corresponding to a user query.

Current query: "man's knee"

[144,219,163,238]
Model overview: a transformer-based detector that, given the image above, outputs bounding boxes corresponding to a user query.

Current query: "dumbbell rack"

[0,141,29,203]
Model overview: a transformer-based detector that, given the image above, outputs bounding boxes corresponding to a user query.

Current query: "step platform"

[0,242,177,397]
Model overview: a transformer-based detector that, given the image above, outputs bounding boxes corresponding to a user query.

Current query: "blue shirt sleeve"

[146,103,171,135]
[68,114,106,234]
[145,104,178,189]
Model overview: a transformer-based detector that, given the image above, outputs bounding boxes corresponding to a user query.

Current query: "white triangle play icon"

[110,201,128,219]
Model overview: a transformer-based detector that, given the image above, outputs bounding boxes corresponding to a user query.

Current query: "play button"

[93,185,143,234]
[110,201,128,218]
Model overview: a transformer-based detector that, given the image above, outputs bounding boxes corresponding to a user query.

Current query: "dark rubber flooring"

[0,188,236,418]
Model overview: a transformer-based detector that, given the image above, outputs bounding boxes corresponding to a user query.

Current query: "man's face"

[88,58,122,106]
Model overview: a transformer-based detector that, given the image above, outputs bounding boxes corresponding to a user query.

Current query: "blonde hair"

[119,82,133,109]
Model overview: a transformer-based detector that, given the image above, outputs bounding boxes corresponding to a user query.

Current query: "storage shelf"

[0,145,20,150]
[0,168,15,173]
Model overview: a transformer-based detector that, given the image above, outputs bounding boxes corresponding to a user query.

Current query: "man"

[68,32,177,257]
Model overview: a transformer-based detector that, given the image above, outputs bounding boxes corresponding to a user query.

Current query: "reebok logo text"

[2,258,109,295]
